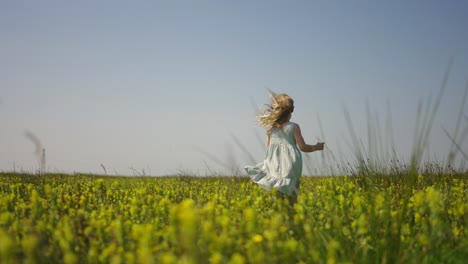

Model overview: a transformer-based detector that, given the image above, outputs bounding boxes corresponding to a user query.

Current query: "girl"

[244,92,324,204]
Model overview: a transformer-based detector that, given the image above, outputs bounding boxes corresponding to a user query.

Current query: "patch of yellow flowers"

[0,173,466,263]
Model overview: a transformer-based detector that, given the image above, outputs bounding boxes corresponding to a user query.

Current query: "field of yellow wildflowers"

[0,172,466,263]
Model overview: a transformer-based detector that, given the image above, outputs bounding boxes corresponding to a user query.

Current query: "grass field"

[0,172,466,263]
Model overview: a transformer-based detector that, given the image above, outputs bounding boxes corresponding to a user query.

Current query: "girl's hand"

[315,142,325,151]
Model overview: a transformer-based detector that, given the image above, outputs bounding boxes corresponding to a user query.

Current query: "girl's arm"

[266,135,270,148]
[293,123,324,152]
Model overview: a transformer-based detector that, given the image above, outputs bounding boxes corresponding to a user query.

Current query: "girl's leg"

[287,195,297,206]
[274,190,297,206]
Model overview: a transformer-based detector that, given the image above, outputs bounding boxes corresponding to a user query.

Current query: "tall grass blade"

[365,100,375,171]
[317,113,339,175]
[193,146,233,172]
[303,154,314,176]
[254,129,266,152]
[445,115,468,168]
[316,114,327,168]
[343,105,367,175]
[411,100,424,166]
[443,127,468,162]
[230,133,257,165]
[447,82,468,166]
[410,59,453,173]
[385,102,398,164]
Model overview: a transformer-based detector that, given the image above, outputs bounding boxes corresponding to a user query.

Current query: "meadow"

[0,171,466,263]
[1,65,467,263]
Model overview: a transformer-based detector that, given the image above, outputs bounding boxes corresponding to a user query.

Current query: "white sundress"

[244,122,303,197]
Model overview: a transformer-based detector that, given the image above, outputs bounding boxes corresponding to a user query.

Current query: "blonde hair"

[258,92,294,135]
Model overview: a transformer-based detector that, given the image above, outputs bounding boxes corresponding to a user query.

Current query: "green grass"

[0,172,466,263]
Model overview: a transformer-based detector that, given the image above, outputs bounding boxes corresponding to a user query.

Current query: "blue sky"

[1,0,468,175]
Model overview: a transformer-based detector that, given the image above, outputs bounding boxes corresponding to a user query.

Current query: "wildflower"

[252,234,263,243]
[352,195,363,208]
[285,239,298,251]
[418,174,424,182]
[418,233,429,246]
[229,253,246,264]
[337,194,345,207]
[415,212,421,224]
[357,214,368,235]
[327,240,340,264]
[209,252,223,264]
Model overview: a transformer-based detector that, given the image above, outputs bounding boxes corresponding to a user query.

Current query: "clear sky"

[1,0,468,176]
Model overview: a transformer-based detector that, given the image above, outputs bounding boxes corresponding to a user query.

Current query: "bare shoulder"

[293,123,301,132]
[293,123,303,137]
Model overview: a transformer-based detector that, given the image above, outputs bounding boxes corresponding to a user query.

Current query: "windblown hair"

[258,92,294,135]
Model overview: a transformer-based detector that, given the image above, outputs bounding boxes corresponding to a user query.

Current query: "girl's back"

[269,122,296,146]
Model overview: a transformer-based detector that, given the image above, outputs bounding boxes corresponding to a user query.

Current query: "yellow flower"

[418,233,429,246]
[229,253,246,264]
[415,212,421,223]
[285,239,298,251]
[453,226,461,239]
[209,252,223,264]
[252,234,263,243]
[337,194,344,205]
[417,174,424,182]
[357,214,368,235]
[353,196,362,208]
